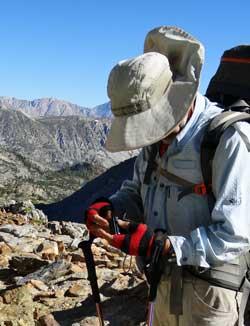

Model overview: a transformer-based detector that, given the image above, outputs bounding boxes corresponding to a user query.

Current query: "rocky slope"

[0,108,128,170]
[0,201,148,326]
[2,201,250,326]
[0,107,137,204]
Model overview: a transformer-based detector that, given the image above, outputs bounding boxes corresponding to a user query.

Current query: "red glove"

[112,222,155,257]
[85,198,113,231]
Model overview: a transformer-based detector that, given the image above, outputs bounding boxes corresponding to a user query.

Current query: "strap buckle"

[194,183,208,195]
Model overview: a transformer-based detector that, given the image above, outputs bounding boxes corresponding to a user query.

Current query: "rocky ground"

[2,201,250,326]
[0,201,148,326]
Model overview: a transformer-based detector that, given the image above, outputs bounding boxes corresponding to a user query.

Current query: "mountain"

[0,107,122,170]
[91,102,112,118]
[0,107,137,204]
[0,96,112,118]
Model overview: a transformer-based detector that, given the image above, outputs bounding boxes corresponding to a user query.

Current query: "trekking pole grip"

[78,237,104,326]
[78,238,101,304]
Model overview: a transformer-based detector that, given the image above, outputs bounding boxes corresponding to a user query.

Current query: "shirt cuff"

[168,235,197,266]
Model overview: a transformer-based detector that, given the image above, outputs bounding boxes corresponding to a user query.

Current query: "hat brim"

[106,26,204,152]
[105,80,197,152]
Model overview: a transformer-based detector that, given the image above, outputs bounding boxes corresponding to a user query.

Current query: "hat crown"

[108,52,172,116]
[144,26,204,82]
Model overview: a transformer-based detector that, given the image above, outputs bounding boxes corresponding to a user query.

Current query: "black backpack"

[203,46,250,217]
[202,45,250,326]
[206,45,250,105]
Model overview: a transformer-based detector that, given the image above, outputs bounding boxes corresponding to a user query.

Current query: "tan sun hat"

[105,26,204,152]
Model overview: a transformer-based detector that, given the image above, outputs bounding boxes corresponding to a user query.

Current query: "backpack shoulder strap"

[228,99,250,113]
[143,143,158,185]
[201,109,250,210]
[202,108,250,326]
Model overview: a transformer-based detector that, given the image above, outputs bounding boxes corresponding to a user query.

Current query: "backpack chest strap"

[155,166,210,200]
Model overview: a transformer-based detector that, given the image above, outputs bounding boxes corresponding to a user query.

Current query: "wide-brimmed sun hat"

[105,26,204,152]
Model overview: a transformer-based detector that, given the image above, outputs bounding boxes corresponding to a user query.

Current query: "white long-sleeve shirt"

[110,93,250,268]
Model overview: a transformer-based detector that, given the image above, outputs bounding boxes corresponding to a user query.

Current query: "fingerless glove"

[112,222,155,256]
[85,197,113,230]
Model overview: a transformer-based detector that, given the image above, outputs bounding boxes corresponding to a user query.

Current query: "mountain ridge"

[0,96,111,118]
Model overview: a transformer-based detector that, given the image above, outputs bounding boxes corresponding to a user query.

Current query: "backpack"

[204,46,250,190]
[143,45,250,325]
[206,45,250,106]
[202,45,250,326]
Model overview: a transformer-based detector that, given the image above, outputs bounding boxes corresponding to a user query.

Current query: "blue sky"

[0,0,249,108]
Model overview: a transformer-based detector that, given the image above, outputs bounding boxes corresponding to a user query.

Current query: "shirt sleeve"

[168,123,250,267]
[109,149,146,222]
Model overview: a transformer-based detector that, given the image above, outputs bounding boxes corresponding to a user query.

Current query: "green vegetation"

[23,207,32,213]
[0,162,104,205]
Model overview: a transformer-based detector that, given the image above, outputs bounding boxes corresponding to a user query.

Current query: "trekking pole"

[78,237,104,326]
[147,298,156,326]
[146,263,159,326]
[145,230,167,326]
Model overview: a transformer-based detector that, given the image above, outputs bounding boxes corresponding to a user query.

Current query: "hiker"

[85,26,250,325]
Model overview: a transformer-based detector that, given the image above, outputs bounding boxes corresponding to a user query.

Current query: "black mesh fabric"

[206,45,250,104]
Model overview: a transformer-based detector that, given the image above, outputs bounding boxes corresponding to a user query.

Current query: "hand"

[112,221,171,257]
[85,202,172,257]
[85,198,113,239]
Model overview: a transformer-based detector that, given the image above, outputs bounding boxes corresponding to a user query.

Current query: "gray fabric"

[170,265,183,316]
[239,277,250,326]
[153,270,242,326]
